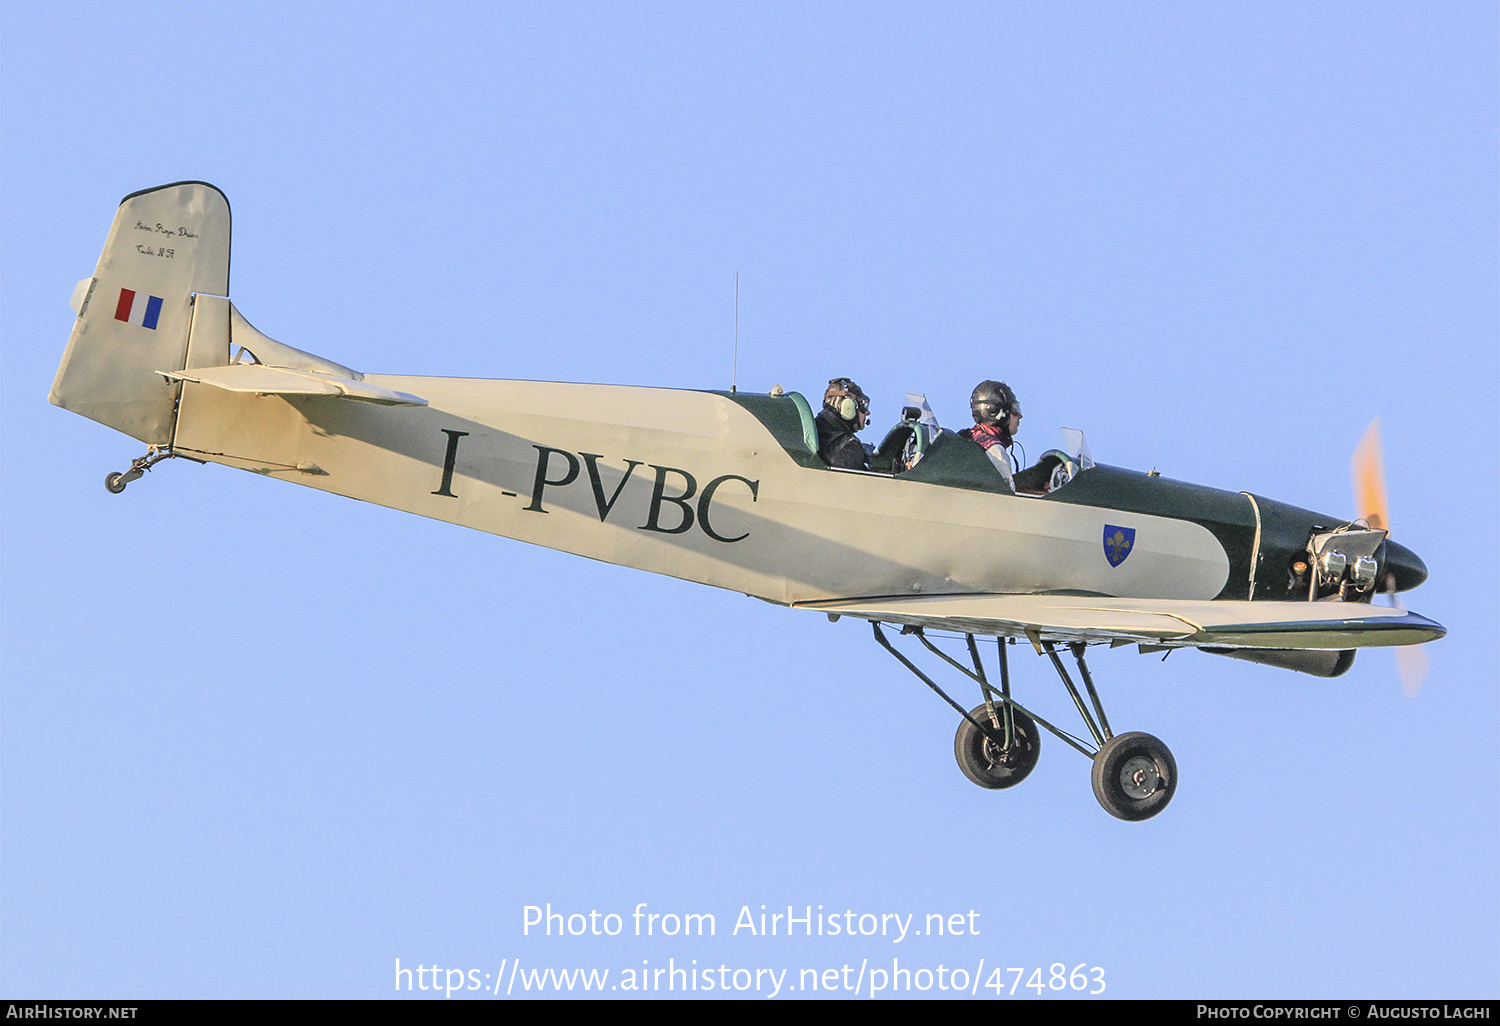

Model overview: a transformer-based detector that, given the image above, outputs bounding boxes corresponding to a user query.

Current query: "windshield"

[1058,428,1095,471]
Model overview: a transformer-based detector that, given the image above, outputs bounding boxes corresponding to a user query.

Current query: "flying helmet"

[970,380,1020,427]
[825,378,870,423]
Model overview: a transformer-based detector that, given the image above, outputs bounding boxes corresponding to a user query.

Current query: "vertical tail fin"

[50,182,231,445]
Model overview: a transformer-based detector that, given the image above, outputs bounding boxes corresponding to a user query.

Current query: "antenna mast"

[731,272,739,393]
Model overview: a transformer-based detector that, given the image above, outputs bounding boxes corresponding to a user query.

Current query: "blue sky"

[3,2,1495,999]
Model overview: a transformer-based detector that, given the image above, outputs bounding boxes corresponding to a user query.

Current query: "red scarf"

[960,422,1010,449]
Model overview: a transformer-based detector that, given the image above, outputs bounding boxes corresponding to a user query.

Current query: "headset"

[825,378,870,423]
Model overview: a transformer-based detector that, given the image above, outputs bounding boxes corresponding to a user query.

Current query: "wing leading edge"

[799,594,1445,650]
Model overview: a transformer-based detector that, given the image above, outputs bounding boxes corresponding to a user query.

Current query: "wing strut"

[1041,641,1113,748]
[906,627,1018,750]
[871,622,1094,757]
[870,623,1015,749]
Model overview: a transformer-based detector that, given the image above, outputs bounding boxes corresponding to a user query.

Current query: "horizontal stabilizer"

[162,364,427,406]
[801,594,1446,651]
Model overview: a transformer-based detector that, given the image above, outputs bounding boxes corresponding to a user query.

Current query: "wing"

[799,594,1445,650]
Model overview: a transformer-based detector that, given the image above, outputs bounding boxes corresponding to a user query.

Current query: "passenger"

[959,380,1022,488]
[815,378,872,471]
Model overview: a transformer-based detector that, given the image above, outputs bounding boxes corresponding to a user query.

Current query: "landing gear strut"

[104,447,176,493]
[871,623,1178,821]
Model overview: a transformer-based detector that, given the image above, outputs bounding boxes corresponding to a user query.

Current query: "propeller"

[1351,419,1429,697]
[1351,419,1388,532]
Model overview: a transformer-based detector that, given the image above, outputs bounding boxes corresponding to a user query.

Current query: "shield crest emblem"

[1103,525,1136,568]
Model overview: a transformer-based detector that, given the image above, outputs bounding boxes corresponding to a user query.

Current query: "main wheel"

[954,703,1040,790]
[105,472,127,494]
[1091,731,1177,821]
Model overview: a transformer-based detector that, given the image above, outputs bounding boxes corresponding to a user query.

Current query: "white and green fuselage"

[50,182,1440,660]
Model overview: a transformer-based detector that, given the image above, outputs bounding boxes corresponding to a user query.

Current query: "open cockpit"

[713,387,1096,499]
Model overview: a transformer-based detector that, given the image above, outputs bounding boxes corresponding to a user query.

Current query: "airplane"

[49,181,1446,821]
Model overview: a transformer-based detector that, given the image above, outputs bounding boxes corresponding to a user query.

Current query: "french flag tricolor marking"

[113,288,164,330]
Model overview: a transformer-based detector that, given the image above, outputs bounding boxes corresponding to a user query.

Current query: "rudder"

[50,182,231,445]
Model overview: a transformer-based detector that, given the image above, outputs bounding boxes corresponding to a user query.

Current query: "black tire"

[954,703,1040,790]
[1091,731,1177,821]
[105,472,127,494]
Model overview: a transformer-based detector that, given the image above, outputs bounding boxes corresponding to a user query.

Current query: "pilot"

[959,380,1022,487]
[815,378,872,471]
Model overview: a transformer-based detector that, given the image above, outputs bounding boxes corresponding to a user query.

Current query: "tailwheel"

[102,447,173,494]
[954,704,1040,790]
[104,467,142,493]
[1091,731,1177,821]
